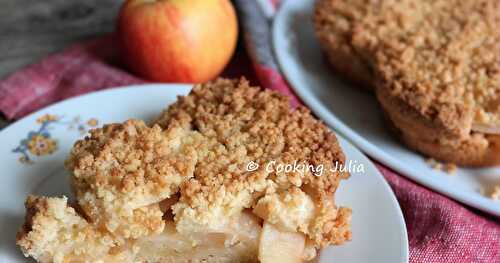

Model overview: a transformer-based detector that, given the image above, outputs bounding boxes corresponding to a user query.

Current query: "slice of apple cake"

[17,78,351,263]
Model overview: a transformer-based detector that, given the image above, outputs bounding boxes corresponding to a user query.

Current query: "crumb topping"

[65,119,203,238]
[155,78,351,247]
[16,196,131,263]
[314,0,500,135]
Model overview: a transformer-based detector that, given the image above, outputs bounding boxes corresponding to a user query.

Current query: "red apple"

[117,0,238,83]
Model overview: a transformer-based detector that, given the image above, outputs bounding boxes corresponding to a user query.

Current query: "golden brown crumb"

[315,0,500,133]
[16,196,133,263]
[154,78,351,247]
[480,181,500,200]
[426,158,443,171]
[444,163,457,175]
[425,158,435,165]
[425,158,457,174]
[432,163,443,171]
[489,186,500,200]
[65,119,204,239]
[314,0,500,166]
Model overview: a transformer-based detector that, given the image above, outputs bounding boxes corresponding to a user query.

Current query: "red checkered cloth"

[0,1,498,262]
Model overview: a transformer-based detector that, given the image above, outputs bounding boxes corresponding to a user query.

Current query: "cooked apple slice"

[472,123,500,135]
[302,239,318,261]
[136,211,261,262]
[258,222,306,263]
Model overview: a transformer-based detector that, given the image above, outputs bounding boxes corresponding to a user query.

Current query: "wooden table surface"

[0,0,125,128]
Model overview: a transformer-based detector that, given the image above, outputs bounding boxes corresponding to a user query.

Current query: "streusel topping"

[154,78,351,247]
[315,0,500,135]
[17,196,133,262]
[65,119,204,239]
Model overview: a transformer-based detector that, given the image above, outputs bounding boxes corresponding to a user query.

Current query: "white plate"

[273,0,500,217]
[0,85,408,263]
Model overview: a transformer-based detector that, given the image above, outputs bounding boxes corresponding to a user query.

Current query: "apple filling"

[17,196,316,263]
[135,208,261,263]
[136,214,314,263]
[472,123,500,135]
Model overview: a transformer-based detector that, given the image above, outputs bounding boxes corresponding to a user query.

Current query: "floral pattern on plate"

[12,114,98,164]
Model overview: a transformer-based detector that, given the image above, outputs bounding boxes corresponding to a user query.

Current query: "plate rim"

[272,0,499,217]
[337,136,409,263]
[0,83,192,137]
[0,84,408,262]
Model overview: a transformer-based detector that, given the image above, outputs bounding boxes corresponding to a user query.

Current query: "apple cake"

[17,78,352,263]
[314,0,500,166]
